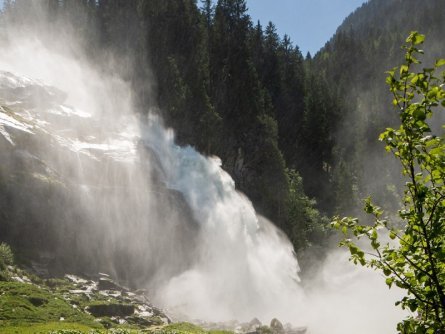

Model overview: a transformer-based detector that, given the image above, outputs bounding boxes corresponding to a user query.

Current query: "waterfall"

[0,24,405,334]
[141,114,304,322]
[0,35,304,323]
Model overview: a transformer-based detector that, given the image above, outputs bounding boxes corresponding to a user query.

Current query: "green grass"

[161,323,206,334]
[0,323,146,333]
[0,322,97,334]
[0,279,233,334]
[0,322,219,334]
[149,322,233,334]
[0,282,101,329]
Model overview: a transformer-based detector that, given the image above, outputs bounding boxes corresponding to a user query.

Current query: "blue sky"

[247,0,368,56]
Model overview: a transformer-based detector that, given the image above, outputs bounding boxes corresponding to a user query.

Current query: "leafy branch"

[332,32,445,333]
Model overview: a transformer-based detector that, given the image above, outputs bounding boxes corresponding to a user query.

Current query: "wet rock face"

[87,303,135,317]
[270,318,285,334]
[98,277,125,291]
[0,70,200,287]
[9,269,170,329]
[0,71,67,110]
[64,273,170,326]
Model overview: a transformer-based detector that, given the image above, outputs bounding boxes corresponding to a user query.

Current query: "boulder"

[87,303,135,317]
[126,315,164,327]
[249,318,262,328]
[270,318,284,334]
[28,296,47,307]
[98,277,124,291]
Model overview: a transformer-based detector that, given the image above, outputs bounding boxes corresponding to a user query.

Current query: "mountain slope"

[311,0,445,213]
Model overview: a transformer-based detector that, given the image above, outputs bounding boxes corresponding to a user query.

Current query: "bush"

[0,242,14,269]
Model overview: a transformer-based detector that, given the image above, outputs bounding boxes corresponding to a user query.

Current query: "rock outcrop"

[0,71,200,287]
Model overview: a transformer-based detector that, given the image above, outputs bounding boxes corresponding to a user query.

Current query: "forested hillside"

[2,0,444,254]
[312,0,445,214]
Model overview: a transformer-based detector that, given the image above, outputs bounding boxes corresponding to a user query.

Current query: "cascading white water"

[0,15,406,334]
[0,34,304,323]
[0,60,304,323]
[142,115,305,322]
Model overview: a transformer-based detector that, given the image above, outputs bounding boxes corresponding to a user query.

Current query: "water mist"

[0,4,406,334]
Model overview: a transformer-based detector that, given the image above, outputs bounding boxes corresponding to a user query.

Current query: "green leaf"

[386,76,395,85]
[414,33,425,45]
[435,59,445,67]
[413,109,426,121]
[430,147,443,156]
[406,32,425,45]
[400,65,409,75]
[349,244,359,255]
[408,300,418,312]
[371,239,380,249]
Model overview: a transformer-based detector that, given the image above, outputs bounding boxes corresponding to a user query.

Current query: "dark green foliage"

[203,0,327,238]
[294,72,340,211]
[285,169,328,251]
[0,242,13,269]
[87,303,134,317]
[0,282,100,328]
[0,243,14,281]
[136,0,221,153]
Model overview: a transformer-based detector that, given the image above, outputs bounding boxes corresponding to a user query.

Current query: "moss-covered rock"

[0,281,100,328]
[87,303,135,317]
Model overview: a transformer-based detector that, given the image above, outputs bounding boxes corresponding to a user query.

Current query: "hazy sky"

[247,0,368,56]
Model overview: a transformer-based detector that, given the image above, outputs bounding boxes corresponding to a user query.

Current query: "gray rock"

[270,318,285,334]
[98,277,125,291]
[249,318,262,328]
[284,323,307,334]
[28,296,47,307]
[126,315,164,327]
[87,303,135,317]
